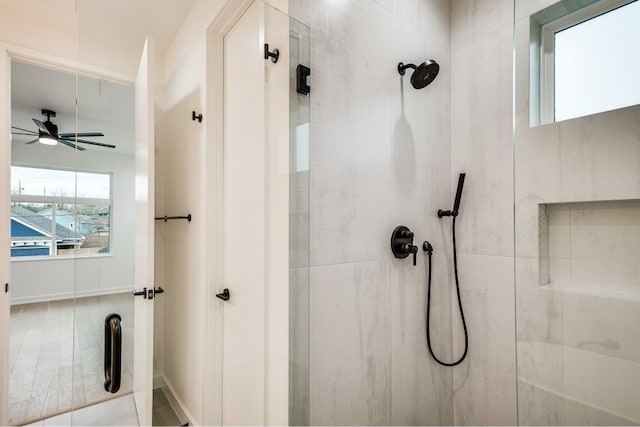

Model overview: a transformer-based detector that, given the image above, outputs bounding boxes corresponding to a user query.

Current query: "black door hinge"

[4,283,8,293]
[296,64,311,95]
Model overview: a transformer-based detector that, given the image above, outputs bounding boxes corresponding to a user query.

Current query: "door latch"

[148,287,165,300]
[216,288,230,301]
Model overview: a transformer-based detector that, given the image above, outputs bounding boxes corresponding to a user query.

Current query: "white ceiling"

[12,60,135,155]
[0,0,196,73]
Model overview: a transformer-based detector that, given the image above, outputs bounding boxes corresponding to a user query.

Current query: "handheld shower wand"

[424,173,469,367]
[438,173,465,218]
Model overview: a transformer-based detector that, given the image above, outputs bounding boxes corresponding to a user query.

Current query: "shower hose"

[425,216,468,366]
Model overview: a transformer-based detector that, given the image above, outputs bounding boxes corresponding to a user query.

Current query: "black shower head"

[397,60,439,89]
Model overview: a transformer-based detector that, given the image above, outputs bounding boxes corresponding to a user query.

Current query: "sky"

[11,166,110,199]
[555,0,640,121]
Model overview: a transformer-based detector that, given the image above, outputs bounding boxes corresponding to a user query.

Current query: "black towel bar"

[155,214,192,222]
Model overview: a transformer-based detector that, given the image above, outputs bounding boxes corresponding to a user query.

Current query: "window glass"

[11,166,110,199]
[554,0,640,121]
[10,166,111,258]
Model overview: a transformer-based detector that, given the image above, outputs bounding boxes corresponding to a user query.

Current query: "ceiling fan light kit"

[10,108,115,151]
[38,133,58,145]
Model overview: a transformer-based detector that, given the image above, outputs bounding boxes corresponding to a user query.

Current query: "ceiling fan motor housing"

[41,109,58,134]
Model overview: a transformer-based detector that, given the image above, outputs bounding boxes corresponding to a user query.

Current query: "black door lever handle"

[133,287,147,298]
[216,288,230,301]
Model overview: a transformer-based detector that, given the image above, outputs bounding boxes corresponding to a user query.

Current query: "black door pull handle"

[216,288,230,301]
[104,313,122,393]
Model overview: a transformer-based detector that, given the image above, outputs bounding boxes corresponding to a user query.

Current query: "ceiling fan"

[11,109,115,151]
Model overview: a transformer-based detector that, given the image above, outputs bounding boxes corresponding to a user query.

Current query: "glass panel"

[514,0,640,424]
[10,166,111,259]
[9,58,78,426]
[289,16,311,427]
[74,10,137,420]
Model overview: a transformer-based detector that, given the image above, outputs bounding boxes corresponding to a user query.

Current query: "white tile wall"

[451,254,517,426]
[389,254,453,425]
[450,22,514,258]
[309,261,392,425]
[291,0,453,425]
[450,1,517,425]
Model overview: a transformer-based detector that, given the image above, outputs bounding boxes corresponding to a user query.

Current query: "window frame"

[537,0,636,124]
[10,165,113,260]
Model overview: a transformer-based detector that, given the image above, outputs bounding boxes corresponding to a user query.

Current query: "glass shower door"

[7,57,79,426]
[288,15,311,427]
[70,69,138,425]
[513,0,640,424]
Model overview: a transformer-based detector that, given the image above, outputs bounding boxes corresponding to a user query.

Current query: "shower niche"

[538,200,640,299]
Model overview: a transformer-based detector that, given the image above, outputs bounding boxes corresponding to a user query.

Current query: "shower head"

[397,60,439,89]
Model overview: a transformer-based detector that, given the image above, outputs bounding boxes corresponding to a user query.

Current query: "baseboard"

[160,377,196,426]
[10,286,131,305]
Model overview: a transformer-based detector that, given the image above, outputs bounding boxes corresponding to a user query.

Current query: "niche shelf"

[538,200,640,301]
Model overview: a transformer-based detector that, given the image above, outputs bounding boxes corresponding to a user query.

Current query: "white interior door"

[220,1,290,424]
[222,1,267,423]
[133,37,155,427]
[222,2,266,425]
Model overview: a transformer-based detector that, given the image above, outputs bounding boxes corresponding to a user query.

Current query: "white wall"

[290,0,453,424]
[155,37,207,425]
[10,144,135,304]
[449,1,517,425]
[156,3,291,424]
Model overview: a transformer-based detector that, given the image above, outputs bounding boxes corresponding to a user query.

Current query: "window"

[533,0,640,124]
[10,166,112,258]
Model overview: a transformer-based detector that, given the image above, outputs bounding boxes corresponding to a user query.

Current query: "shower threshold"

[23,394,138,426]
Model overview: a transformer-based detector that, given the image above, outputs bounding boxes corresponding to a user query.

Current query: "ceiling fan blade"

[57,138,87,151]
[61,137,116,149]
[32,118,51,134]
[11,126,37,134]
[12,132,38,136]
[26,138,39,144]
[59,132,105,138]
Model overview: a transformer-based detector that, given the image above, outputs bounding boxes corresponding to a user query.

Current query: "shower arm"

[397,62,417,76]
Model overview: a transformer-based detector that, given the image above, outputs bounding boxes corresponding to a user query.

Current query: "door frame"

[203,0,290,424]
[0,43,137,425]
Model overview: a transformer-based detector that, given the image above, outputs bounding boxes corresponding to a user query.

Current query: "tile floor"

[9,293,134,426]
[152,388,183,426]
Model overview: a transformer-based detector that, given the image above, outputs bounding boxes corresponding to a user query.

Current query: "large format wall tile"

[290,1,454,424]
[309,261,391,426]
[450,3,517,423]
[451,254,517,426]
[451,0,513,50]
[451,23,514,258]
[292,0,451,267]
[389,255,453,425]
